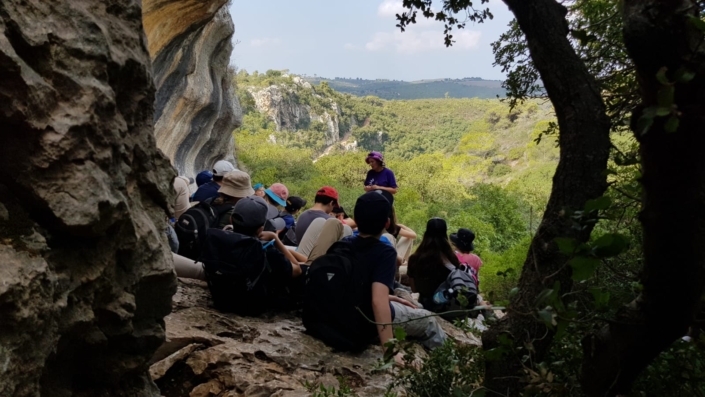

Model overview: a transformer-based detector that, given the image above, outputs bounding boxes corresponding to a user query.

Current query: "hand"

[389,295,416,309]
[258,231,278,242]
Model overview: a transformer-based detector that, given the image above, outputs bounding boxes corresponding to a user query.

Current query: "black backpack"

[431,265,479,320]
[302,238,380,352]
[174,199,232,260]
[200,229,271,316]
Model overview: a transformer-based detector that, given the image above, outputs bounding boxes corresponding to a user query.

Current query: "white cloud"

[365,30,481,54]
[250,38,281,48]
[377,0,405,18]
[344,43,361,50]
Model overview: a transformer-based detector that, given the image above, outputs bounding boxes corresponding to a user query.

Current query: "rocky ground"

[150,279,482,397]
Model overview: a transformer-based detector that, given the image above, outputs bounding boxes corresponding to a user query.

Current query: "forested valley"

[232,0,705,395]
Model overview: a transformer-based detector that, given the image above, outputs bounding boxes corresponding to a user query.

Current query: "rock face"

[143,0,242,178]
[248,77,342,146]
[150,279,482,396]
[0,1,176,396]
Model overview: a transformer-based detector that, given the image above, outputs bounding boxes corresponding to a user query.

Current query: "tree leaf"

[394,326,407,342]
[589,287,610,310]
[569,256,600,281]
[665,115,680,133]
[555,237,577,254]
[538,307,557,328]
[592,233,629,257]
[688,15,705,32]
[656,67,669,85]
[584,196,611,212]
[675,68,696,83]
[636,114,654,136]
[658,86,675,108]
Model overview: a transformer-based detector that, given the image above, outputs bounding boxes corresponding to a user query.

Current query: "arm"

[397,224,416,240]
[344,218,357,228]
[371,185,398,194]
[364,185,374,192]
[372,282,393,346]
[289,249,308,264]
[260,231,302,277]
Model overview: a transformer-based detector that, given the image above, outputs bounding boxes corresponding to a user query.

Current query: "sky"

[228,0,515,81]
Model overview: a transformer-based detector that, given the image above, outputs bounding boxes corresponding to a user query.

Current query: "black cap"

[285,196,307,212]
[450,228,476,252]
[354,192,390,235]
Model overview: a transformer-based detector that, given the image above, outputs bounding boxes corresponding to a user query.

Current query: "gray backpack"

[432,265,479,320]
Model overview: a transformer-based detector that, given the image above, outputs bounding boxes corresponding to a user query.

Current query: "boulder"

[0,0,176,396]
[143,0,242,178]
[151,279,482,396]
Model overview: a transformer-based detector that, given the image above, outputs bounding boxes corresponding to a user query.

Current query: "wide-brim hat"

[265,183,289,206]
[218,170,255,198]
[450,228,475,252]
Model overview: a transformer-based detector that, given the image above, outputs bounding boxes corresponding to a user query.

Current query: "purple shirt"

[364,168,397,189]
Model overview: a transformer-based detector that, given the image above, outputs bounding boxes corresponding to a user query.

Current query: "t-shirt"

[192,181,220,203]
[455,252,483,273]
[364,168,398,189]
[281,213,296,229]
[342,235,397,319]
[407,256,452,304]
[295,209,332,243]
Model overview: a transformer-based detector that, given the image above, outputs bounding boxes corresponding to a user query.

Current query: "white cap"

[212,160,236,176]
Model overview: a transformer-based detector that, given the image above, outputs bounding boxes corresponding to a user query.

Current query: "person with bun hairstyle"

[364,151,398,195]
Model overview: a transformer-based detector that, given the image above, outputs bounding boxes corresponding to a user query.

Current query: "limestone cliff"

[0,1,176,396]
[247,77,343,146]
[143,0,242,177]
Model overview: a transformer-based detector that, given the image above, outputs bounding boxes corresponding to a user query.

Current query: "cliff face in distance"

[0,0,176,395]
[143,0,242,177]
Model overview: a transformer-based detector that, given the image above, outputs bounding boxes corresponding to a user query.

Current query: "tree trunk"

[482,0,612,393]
[581,2,705,395]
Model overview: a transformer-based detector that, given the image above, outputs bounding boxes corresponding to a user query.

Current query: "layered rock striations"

[0,0,176,396]
[143,0,242,178]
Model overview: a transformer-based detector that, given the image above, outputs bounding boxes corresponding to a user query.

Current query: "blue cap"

[253,183,264,190]
[196,170,213,187]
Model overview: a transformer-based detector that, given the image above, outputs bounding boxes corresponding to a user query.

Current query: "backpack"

[431,265,479,321]
[200,228,271,316]
[302,239,380,352]
[174,198,233,260]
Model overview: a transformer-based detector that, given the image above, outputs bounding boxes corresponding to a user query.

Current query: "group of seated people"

[167,155,485,363]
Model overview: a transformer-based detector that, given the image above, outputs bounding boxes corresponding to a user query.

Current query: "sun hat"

[365,151,385,166]
[264,183,289,206]
[212,160,236,177]
[196,170,213,187]
[231,196,268,229]
[218,170,255,198]
[450,228,476,252]
[354,192,391,235]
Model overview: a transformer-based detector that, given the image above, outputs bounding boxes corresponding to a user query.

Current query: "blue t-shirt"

[365,168,398,189]
[342,235,397,319]
[192,181,220,203]
[281,213,296,229]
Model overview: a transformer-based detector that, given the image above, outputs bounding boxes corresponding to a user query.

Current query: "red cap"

[316,186,339,206]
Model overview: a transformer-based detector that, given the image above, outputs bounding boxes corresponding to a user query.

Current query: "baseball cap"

[195,170,213,187]
[231,196,268,229]
[212,160,236,176]
[450,228,476,252]
[374,189,394,207]
[264,217,287,232]
[264,183,289,206]
[354,192,391,235]
[218,170,255,198]
[316,186,339,207]
[285,196,307,212]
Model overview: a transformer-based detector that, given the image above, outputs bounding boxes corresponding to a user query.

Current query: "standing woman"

[364,151,398,194]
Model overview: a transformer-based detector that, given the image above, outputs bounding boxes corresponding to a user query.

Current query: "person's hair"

[213,175,224,182]
[314,195,336,206]
[408,218,459,273]
[263,194,279,207]
[385,206,400,238]
[230,217,261,237]
[213,193,240,206]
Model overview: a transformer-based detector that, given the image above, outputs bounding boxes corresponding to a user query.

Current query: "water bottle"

[433,289,450,305]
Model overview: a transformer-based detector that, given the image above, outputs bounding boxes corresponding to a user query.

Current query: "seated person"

[214,170,256,228]
[295,187,339,242]
[192,160,236,203]
[253,183,266,198]
[305,192,446,362]
[450,228,483,284]
[280,196,306,247]
[333,206,357,229]
[407,218,465,308]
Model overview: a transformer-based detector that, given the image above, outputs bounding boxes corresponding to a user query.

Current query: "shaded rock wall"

[143,0,242,178]
[0,0,176,396]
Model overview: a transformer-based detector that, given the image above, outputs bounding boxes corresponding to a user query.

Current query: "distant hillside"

[303,76,505,100]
